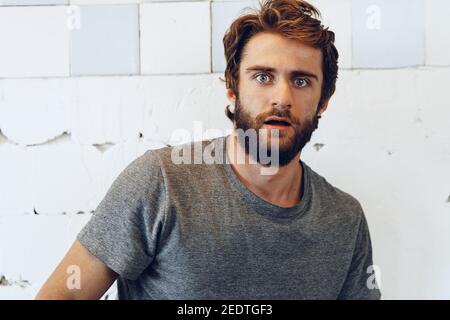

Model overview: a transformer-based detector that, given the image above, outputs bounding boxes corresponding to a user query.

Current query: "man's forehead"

[240,33,323,77]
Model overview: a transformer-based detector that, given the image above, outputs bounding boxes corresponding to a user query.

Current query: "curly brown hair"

[223,0,339,121]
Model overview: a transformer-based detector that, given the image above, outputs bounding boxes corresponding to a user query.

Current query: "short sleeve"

[77,149,167,280]
[338,211,382,300]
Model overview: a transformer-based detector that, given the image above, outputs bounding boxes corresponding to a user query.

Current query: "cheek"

[289,106,319,127]
[240,90,268,113]
[292,96,316,115]
[298,87,322,106]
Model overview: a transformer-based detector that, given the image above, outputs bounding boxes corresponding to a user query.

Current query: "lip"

[262,116,292,130]
[263,116,291,125]
[262,123,291,130]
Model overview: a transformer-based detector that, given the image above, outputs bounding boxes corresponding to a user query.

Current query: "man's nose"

[271,78,292,110]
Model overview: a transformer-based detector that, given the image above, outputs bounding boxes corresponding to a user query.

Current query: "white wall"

[0,0,449,299]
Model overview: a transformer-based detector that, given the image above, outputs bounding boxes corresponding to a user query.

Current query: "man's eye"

[295,78,308,87]
[255,73,271,84]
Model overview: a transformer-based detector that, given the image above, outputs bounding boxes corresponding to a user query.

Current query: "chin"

[265,134,295,148]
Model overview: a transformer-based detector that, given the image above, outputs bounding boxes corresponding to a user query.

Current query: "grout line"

[137,2,142,75]
[209,0,213,73]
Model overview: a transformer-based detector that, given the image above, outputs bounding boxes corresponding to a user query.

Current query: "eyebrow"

[244,65,319,81]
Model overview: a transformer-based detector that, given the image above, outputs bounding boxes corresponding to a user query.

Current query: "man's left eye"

[295,78,308,87]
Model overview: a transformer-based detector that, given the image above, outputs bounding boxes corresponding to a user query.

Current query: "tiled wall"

[0,0,449,299]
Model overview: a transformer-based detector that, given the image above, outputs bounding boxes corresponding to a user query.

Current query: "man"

[36,0,381,300]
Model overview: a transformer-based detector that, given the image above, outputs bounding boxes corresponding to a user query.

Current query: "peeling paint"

[0,275,10,286]
[0,128,6,144]
[93,142,115,153]
[27,131,71,147]
[15,279,31,288]
[313,143,324,151]
[0,129,18,146]
[0,275,30,288]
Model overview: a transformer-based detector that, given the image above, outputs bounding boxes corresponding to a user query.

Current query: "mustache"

[255,109,299,126]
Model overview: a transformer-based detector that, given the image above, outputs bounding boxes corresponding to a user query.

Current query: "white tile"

[70,5,139,76]
[310,0,352,69]
[425,0,450,66]
[417,68,450,141]
[69,77,143,145]
[351,0,425,68]
[0,79,71,146]
[71,0,139,4]
[211,0,258,73]
[345,69,421,145]
[0,0,67,4]
[0,6,70,78]
[142,0,208,2]
[0,215,71,298]
[0,144,33,216]
[305,68,425,155]
[140,2,210,74]
[140,74,231,144]
[29,135,103,215]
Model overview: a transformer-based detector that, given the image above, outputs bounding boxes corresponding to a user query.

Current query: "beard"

[233,97,320,167]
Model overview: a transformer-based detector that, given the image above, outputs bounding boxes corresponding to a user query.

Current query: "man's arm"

[36,150,164,300]
[338,213,381,300]
[35,240,118,300]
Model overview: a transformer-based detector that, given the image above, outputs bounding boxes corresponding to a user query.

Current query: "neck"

[225,132,303,208]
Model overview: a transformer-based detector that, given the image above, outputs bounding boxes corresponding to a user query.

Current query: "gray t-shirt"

[77,135,381,300]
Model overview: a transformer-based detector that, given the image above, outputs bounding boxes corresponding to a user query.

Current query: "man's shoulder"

[108,148,166,196]
[137,137,227,197]
[304,162,364,217]
[147,136,225,171]
[127,136,215,170]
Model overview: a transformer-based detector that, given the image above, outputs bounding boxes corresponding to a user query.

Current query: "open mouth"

[263,119,291,126]
[264,116,291,129]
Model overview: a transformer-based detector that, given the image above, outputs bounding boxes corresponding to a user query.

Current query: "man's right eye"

[255,73,272,84]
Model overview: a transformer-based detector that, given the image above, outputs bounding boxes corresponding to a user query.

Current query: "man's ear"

[226,88,236,103]
[318,99,329,116]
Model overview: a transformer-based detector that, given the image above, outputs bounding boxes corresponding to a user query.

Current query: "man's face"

[229,32,328,167]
